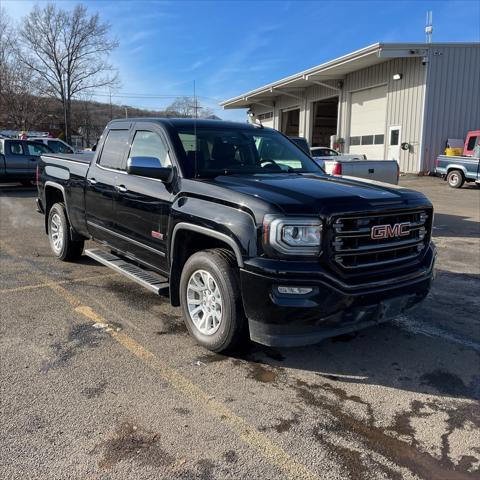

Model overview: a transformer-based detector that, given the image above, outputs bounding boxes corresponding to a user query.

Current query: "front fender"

[169,196,258,266]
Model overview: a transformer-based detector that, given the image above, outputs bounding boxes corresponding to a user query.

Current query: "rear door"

[4,141,29,176]
[85,127,131,244]
[113,123,173,273]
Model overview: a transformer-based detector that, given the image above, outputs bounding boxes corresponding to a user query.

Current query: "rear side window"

[129,131,171,167]
[466,135,478,151]
[98,129,129,170]
[47,140,72,153]
[9,142,24,155]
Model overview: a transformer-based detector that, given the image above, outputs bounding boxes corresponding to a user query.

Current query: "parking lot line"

[0,273,118,294]
[1,240,322,480]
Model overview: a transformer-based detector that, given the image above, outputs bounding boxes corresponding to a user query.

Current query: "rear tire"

[48,203,84,261]
[446,170,464,188]
[180,248,247,353]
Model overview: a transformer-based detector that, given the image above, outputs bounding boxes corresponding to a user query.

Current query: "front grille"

[331,209,431,270]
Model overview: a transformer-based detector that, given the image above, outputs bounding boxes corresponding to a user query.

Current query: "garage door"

[257,111,274,128]
[349,85,387,159]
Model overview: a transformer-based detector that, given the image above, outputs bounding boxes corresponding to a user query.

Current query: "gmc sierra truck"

[37,118,436,352]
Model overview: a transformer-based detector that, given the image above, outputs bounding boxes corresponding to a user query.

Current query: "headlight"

[263,216,322,256]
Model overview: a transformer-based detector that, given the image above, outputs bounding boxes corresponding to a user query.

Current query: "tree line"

[0,3,214,146]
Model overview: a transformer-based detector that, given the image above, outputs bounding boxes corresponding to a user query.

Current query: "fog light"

[277,286,313,295]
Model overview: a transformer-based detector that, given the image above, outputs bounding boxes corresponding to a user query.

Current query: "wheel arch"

[44,182,67,234]
[169,223,244,307]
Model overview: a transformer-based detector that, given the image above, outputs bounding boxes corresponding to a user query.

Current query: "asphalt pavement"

[0,176,479,480]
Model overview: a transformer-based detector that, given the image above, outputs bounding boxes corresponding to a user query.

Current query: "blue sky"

[3,0,480,121]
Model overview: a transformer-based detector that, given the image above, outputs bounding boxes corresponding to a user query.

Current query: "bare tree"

[16,3,119,142]
[166,96,214,118]
[0,8,47,131]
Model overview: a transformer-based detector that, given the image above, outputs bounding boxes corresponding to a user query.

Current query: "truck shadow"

[234,269,479,402]
[433,212,480,238]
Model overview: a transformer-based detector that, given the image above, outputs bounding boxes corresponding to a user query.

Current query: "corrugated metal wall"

[340,57,427,173]
[422,45,480,172]
[251,45,479,173]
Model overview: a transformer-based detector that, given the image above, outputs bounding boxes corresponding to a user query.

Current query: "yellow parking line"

[2,240,321,480]
[0,273,118,294]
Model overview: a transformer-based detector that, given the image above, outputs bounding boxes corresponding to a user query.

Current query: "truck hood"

[207,173,427,215]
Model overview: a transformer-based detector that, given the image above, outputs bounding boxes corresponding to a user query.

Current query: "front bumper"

[241,243,436,347]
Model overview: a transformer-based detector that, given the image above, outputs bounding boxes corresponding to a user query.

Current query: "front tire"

[48,203,84,261]
[446,170,465,188]
[180,249,247,352]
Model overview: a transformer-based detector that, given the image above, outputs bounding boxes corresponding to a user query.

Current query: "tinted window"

[361,135,374,145]
[99,130,129,170]
[466,135,477,151]
[177,128,321,177]
[129,131,171,167]
[48,140,73,154]
[349,136,361,146]
[9,142,24,155]
[374,134,384,145]
[26,143,51,155]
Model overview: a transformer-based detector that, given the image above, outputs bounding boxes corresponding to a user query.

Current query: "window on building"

[98,129,129,170]
[349,136,361,146]
[361,135,374,145]
[374,134,384,145]
[258,112,273,121]
[390,129,400,146]
[129,131,171,167]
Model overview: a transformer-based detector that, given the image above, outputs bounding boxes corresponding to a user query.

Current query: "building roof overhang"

[220,42,470,109]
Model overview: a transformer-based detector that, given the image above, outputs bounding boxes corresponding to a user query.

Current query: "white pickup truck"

[310,147,399,185]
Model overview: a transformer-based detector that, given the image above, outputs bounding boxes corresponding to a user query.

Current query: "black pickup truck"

[37,118,436,352]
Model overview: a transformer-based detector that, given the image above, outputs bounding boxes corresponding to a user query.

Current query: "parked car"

[0,139,52,184]
[37,119,435,352]
[30,137,77,154]
[435,130,480,188]
[311,146,366,161]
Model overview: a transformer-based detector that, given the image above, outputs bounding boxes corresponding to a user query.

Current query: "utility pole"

[125,107,128,118]
[109,88,113,120]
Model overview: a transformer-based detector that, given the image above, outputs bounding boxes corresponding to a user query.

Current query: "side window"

[26,143,50,155]
[98,129,129,170]
[9,142,24,155]
[129,130,171,167]
[47,141,61,153]
[466,135,477,151]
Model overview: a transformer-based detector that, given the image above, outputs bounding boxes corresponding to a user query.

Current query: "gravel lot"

[1,176,479,480]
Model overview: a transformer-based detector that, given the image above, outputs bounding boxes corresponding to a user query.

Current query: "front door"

[387,126,401,162]
[85,127,130,244]
[113,123,173,274]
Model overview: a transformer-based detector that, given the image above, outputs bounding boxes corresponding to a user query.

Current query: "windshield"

[175,127,322,178]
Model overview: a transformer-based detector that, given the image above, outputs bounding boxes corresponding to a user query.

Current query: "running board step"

[85,248,169,294]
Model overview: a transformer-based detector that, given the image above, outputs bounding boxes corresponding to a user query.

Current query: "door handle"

[368,168,375,174]
[29,157,37,162]
[116,184,127,193]
[88,178,97,185]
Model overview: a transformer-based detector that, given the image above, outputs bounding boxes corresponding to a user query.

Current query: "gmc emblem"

[371,222,410,240]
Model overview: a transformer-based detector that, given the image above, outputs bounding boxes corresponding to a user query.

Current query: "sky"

[2,0,480,121]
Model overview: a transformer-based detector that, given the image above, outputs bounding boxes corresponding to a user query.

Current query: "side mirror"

[127,156,173,183]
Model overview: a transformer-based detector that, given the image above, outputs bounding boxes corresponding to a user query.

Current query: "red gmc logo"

[371,222,410,240]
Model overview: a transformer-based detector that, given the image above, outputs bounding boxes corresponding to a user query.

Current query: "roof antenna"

[425,10,433,43]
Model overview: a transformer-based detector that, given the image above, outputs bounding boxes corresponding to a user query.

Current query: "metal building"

[220,43,480,173]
